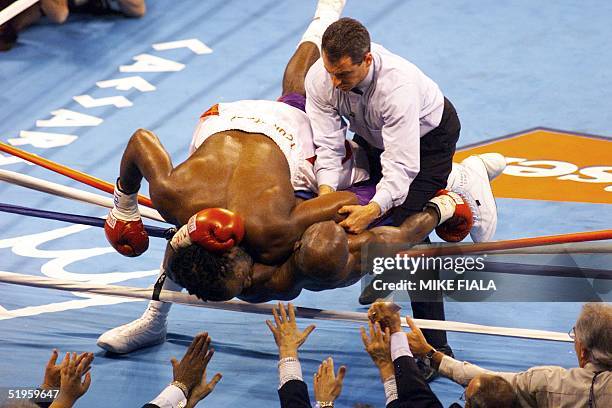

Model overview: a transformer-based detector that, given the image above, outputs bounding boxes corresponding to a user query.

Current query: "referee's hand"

[338,202,381,234]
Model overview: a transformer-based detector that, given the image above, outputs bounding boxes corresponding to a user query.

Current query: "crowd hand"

[266,302,315,359]
[42,349,93,390]
[405,316,434,358]
[368,301,402,334]
[185,368,222,408]
[171,332,215,394]
[314,357,346,403]
[338,202,381,234]
[360,321,394,382]
[50,352,92,408]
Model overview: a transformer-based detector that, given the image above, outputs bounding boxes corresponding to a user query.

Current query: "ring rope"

[0,169,165,222]
[0,271,572,342]
[0,202,175,239]
[1,199,606,279]
[401,230,612,258]
[428,241,612,255]
[0,141,154,208]
[0,0,39,26]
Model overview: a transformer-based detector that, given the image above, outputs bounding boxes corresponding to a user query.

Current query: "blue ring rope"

[0,202,175,239]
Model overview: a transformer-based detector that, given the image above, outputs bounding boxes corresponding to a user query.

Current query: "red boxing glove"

[104,213,149,257]
[171,208,245,253]
[104,181,149,257]
[426,190,473,243]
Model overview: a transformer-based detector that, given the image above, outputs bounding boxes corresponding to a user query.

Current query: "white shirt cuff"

[383,376,399,405]
[316,170,340,191]
[390,331,413,361]
[149,384,187,408]
[371,189,393,215]
[278,357,303,389]
[438,354,454,376]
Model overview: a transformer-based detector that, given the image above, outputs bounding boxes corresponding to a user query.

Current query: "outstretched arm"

[289,191,358,231]
[369,207,440,246]
[343,207,441,276]
[249,191,357,264]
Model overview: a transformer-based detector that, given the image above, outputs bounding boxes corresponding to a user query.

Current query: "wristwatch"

[423,348,437,366]
[316,402,334,408]
[170,380,189,398]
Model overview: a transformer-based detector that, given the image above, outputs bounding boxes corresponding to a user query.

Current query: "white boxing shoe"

[97,301,168,354]
[446,153,506,242]
[477,153,507,181]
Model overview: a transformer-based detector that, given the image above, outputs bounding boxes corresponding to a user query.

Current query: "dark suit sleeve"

[141,404,160,408]
[278,379,311,408]
[389,356,443,408]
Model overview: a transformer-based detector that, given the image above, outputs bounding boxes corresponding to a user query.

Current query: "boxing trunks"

[190,99,369,193]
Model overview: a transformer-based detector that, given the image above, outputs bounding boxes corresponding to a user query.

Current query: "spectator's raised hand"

[42,350,93,390]
[185,366,222,408]
[266,302,315,358]
[405,316,434,358]
[314,357,346,404]
[361,321,394,382]
[171,332,214,395]
[368,301,402,334]
[50,352,92,408]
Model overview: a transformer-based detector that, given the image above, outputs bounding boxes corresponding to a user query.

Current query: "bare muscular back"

[148,130,297,262]
[154,132,293,223]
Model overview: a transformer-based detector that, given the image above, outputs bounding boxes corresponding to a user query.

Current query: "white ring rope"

[0,0,40,26]
[0,271,572,342]
[0,169,165,222]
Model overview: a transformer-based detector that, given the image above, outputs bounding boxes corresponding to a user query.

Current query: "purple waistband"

[277,92,306,112]
[295,182,392,227]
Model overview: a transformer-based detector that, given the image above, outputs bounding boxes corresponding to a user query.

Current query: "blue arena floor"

[1,1,611,406]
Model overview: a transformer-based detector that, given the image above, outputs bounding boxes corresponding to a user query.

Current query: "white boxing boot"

[97,267,182,354]
[446,153,506,242]
[477,152,507,181]
[299,0,347,51]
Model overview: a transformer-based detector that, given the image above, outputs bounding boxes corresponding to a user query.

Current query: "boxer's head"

[293,221,349,281]
[322,18,372,92]
[168,245,253,301]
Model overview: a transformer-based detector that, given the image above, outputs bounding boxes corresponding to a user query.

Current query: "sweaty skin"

[118,128,357,264]
[114,41,352,265]
[238,207,440,302]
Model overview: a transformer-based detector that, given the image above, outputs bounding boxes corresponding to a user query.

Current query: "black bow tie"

[351,88,363,95]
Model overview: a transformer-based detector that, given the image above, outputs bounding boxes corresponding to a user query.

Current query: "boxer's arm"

[370,208,440,245]
[337,208,440,283]
[289,191,358,231]
[118,128,174,194]
[253,192,353,265]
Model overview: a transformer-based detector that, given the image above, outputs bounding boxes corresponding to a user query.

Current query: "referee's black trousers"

[354,97,460,348]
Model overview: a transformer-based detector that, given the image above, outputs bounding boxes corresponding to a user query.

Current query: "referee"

[304,17,459,380]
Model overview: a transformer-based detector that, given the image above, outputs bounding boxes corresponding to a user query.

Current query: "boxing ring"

[1,0,611,406]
